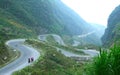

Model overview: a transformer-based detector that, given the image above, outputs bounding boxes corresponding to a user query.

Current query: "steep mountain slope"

[102,5,120,46]
[0,0,94,66]
[0,0,91,36]
[63,24,105,47]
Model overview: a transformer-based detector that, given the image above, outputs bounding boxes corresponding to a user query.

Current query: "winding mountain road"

[78,31,95,38]
[0,34,78,75]
[38,34,65,45]
[38,34,99,58]
[0,39,40,75]
[72,31,95,46]
[0,34,99,75]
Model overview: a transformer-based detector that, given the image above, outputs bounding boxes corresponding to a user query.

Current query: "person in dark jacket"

[28,58,31,63]
[31,57,34,62]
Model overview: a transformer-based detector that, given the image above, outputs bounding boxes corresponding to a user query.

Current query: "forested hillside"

[0,0,97,66]
[0,0,91,36]
[102,5,120,46]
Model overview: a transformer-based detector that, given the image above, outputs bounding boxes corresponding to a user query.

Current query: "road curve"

[83,49,99,57]
[0,39,40,75]
[38,34,99,58]
[38,34,65,46]
[73,31,95,46]
[78,31,95,38]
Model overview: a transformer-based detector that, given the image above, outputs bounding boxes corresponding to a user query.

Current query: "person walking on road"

[31,57,34,62]
[28,57,34,63]
[28,58,31,63]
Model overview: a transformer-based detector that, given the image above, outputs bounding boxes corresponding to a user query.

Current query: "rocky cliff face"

[102,5,120,46]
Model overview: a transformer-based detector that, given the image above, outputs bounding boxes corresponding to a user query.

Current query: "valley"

[0,34,99,75]
[0,0,120,75]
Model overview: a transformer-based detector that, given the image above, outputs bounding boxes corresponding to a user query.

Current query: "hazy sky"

[61,0,120,26]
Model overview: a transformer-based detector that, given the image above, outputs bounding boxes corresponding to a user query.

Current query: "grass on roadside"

[43,35,85,55]
[85,44,120,75]
[13,39,86,75]
[0,44,20,68]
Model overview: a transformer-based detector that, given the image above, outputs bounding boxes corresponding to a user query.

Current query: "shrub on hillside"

[86,44,120,75]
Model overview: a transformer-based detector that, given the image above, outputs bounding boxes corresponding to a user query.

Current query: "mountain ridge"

[102,5,120,46]
[0,0,94,66]
[0,0,92,36]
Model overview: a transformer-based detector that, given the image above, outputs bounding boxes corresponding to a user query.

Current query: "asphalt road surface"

[0,39,40,75]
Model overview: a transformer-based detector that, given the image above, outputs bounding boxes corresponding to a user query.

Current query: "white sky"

[61,0,120,26]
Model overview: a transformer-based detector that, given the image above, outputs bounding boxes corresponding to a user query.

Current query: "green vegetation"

[86,44,120,75]
[13,39,86,75]
[44,35,85,55]
[0,28,20,66]
[56,45,85,55]
[61,35,74,45]
[0,23,35,66]
[0,41,20,67]
[0,43,12,66]
[0,0,106,74]
[102,5,120,47]
[12,40,120,75]
[46,35,58,45]
[0,0,92,36]
[73,33,102,46]
[0,0,95,66]
[75,44,100,50]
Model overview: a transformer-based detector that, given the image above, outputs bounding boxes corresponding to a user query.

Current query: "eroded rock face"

[102,5,120,47]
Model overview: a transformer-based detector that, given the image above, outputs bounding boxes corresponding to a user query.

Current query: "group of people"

[28,57,34,63]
